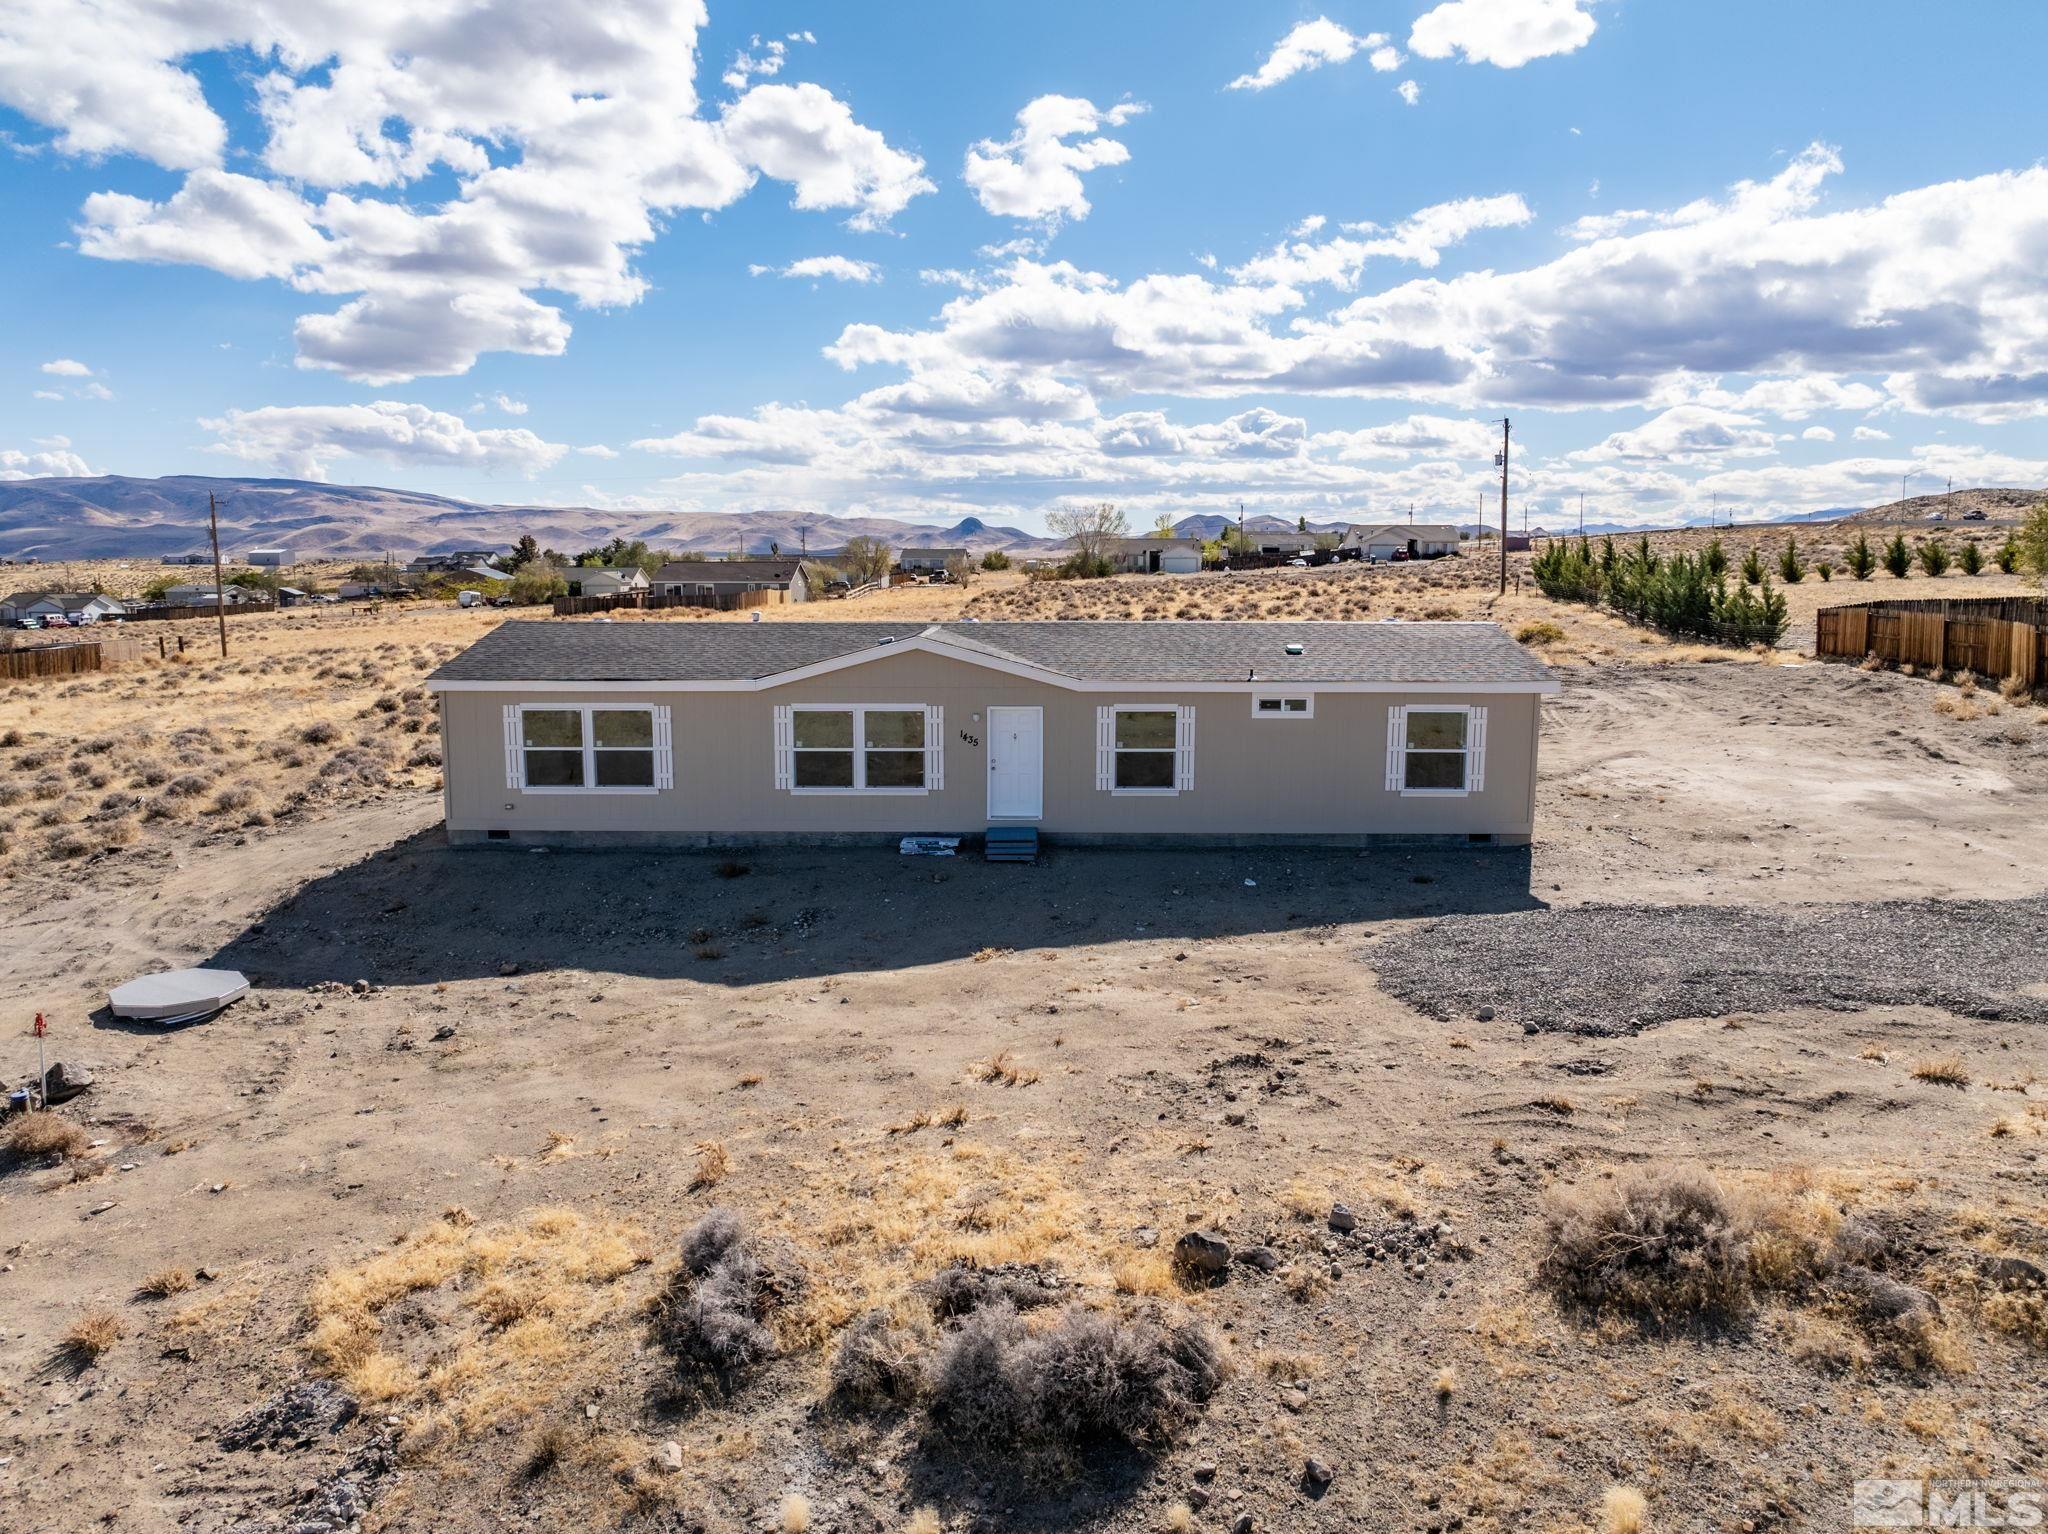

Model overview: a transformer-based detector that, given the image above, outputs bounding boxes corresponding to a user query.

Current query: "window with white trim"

[1251,694,1313,718]
[1096,705,1195,794]
[783,705,938,793]
[508,704,666,792]
[1384,704,1487,795]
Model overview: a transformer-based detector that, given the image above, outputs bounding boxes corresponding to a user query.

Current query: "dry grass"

[691,1139,730,1188]
[2,1110,91,1161]
[62,1308,124,1366]
[303,1205,647,1435]
[968,1049,1040,1087]
[886,1104,970,1135]
[136,1267,192,1300]
[901,1510,942,1534]
[1599,1484,1649,1534]
[779,1493,812,1533]
[1912,1057,1971,1087]
[1164,1502,1196,1532]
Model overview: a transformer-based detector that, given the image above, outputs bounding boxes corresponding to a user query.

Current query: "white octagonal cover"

[108,968,250,1021]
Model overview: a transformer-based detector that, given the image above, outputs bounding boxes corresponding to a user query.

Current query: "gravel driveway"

[1372,894,2048,1035]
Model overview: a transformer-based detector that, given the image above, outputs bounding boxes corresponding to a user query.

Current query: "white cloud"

[1410,0,1599,69]
[824,146,2048,425]
[577,443,619,458]
[39,358,92,376]
[1397,80,1422,106]
[489,393,528,415]
[0,445,94,480]
[1854,425,1891,441]
[1696,374,1886,420]
[22,3,932,383]
[723,35,786,91]
[760,255,883,283]
[1369,46,1404,71]
[1801,425,1836,442]
[1230,193,1534,289]
[1572,405,1780,464]
[31,390,62,401]
[202,401,571,481]
[1228,18,1390,91]
[964,95,1146,226]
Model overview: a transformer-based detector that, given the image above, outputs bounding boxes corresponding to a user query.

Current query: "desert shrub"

[1540,1170,1753,1324]
[1959,540,1984,576]
[1778,536,1806,584]
[1846,533,1876,579]
[830,1308,933,1407]
[924,1262,1062,1318]
[0,728,21,747]
[62,1309,123,1366]
[1919,540,1951,577]
[980,550,1012,571]
[654,1209,802,1389]
[210,784,258,814]
[164,773,212,798]
[1884,534,1912,579]
[1824,1265,1952,1370]
[1515,620,1566,646]
[0,783,23,808]
[300,720,341,745]
[3,1110,91,1162]
[925,1301,1224,1456]
[44,828,98,859]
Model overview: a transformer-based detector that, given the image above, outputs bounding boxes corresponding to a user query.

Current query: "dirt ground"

[2,566,2047,1534]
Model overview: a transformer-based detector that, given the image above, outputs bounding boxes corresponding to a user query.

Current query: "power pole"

[1495,418,1510,594]
[1578,491,1585,536]
[207,492,229,659]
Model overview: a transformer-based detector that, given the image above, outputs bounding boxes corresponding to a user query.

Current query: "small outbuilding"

[425,619,1556,847]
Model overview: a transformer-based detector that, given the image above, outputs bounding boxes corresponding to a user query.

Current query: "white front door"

[986,706,1043,819]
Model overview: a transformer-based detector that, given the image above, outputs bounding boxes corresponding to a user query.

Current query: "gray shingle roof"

[654,559,805,584]
[429,620,1555,687]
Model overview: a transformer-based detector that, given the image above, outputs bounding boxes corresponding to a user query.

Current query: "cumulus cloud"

[824,146,2048,425]
[1410,0,1599,69]
[19,2,933,382]
[202,400,571,480]
[1397,80,1422,106]
[39,358,92,376]
[1853,425,1891,441]
[1572,405,1780,464]
[756,254,882,283]
[964,96,1145,225]
[1802,425,1836,442]
[1228,17,1392,91]
[0,444,94,480]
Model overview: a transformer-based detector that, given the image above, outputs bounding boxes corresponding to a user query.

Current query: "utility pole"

[1495,418,1510,594]
[207,492,229,659]
[1578,491,1585,537]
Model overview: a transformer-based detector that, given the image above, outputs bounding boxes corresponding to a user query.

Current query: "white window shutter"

[1467,706,1488,793]
[1384,705,1405,792]
[653,705,674,790]
[503,704,523,790]
[924,705,944,791]
[1095,706,1114,790]
[773,705,793,791]
[1175,705,1196,791]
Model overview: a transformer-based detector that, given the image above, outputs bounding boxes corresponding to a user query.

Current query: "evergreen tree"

[1958,540,1983,576]
[1883,533,1911,579]
[1816,560,1834,582]
[1703,537,1728,578]
[1918,539,1950,577]
[1778,534,1805,583]
[1740,546,1765,586]
[1846,532,1876,580]
[1995,535,2020,574]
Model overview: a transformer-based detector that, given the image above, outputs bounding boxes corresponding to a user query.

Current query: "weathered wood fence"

[552,589,785,616]
[0,642,104,681]
[1816,597,2046,688]
[123,599,278,622]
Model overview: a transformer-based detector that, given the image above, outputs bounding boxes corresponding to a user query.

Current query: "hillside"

[0,475,1058,562]
[1841,487,2043,525]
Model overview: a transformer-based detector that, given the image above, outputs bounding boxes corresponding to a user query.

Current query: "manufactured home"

[1343,523,1463,561]
[653,558,810,603]
[425,621,1555,847]
[1102,537,1203,575]
[565,567,650,599]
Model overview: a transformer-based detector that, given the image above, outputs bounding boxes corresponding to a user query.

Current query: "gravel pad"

[1371,896,2048,1036]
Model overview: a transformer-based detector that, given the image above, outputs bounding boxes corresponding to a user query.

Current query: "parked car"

[16,615,43,629]
[1286,557,1310,568]
[1390,548,1412,561]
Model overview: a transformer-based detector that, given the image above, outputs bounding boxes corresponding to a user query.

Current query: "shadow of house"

[201,836,1541,991]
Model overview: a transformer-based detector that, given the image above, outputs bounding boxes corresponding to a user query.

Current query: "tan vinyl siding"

[438,649,1540,842]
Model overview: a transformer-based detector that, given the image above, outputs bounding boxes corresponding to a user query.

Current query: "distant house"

[1102,537,1203,575]
[1244,530,1322,557]
[899,547,968,574]
[653,558,811,603]
[565,567,650,599]
[246,547,291,566]
[161,552,212,566]
[159,582,264,607]
[1,590,128,624]
[1342,523,1463,561]
[408,550,501,574]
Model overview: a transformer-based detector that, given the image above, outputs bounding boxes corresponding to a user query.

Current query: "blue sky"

[3,0,2046,531]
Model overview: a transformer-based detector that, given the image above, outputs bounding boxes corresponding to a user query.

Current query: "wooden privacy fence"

[123,599,277,622]
[552,588,786,616]
[0,642,103,681]
[1816,598,2046,689]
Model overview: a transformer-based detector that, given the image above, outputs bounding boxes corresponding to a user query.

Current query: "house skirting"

[446,827,1526,850]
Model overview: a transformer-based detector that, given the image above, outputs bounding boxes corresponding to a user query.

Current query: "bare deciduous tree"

[838,536,894,587]
[1047,503,1128,575]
